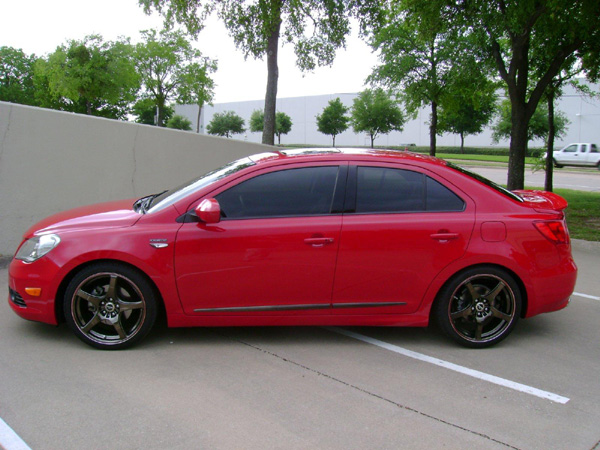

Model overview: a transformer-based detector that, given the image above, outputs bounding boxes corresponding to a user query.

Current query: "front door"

[175,164,344,315]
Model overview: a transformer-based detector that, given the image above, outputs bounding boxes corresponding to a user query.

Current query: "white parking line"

[327,327,570,404]
[573,292,600,301]
[0,418,30,450]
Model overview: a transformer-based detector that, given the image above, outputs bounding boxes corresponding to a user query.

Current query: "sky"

[0,0,379,104]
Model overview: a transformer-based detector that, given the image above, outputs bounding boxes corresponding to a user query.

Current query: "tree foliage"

[248,109,292,144]
[39,35,139,119]
[139,0,352,145]
[491,99,569,144]
[177,57,217,132]
[438,79,498,153]
[132,97,174,125]
[0,46,38,106]
[316,97,350,146]
[166,114,193,130]
[456,0,600,189]
[367,0,471,156]
[135,29,210,126]
[351,88,405,148]
[206,110,246,138]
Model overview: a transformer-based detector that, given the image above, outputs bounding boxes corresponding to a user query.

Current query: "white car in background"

[552,143,600,169]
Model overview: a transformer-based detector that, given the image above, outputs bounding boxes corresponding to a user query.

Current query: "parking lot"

[1,240,599,450]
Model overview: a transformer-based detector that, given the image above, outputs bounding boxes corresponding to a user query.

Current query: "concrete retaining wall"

[0,102,271,256]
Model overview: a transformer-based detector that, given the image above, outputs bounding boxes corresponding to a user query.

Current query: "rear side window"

[216,166,339,219]
[355,167,464,213]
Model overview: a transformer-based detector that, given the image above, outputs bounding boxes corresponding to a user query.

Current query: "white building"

[175,82,600,149]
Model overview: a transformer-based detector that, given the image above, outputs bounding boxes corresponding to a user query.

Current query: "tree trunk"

[507,102,528,190]
[262,8,282,146]
[86,101,92,116]
[429,100,437,156]
[332,135,336,147]
[370,133,375,148]
[545,92,555,192]
[460,132,465,154]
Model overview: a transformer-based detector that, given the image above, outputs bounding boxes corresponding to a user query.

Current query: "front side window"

[355,166,465,213]
[563,145,578,153]
[216,166,339,219]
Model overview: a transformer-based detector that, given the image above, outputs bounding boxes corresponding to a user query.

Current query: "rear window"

[447,163,523,203]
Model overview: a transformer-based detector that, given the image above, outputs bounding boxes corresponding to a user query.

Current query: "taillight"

[534,221,569,244]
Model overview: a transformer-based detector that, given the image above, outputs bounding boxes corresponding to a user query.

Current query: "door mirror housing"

[195,198,221,224]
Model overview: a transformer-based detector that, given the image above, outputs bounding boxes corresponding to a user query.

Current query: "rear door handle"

[304,237,334,247]
[430,233,459,242]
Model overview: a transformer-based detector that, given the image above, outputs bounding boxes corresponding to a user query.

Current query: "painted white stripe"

[0,418,30,450]
[573,292,600,301]
[327,327,570,404]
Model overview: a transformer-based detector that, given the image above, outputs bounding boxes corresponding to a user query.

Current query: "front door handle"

[304,237,334,247]
[430,232,459,242]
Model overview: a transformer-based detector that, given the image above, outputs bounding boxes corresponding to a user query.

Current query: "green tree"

[140,0,352,145]
[206,110,246,138]
[438,80,497,153]
[177,57,217,133]
[166,114,193,130]
[368,0,469,156]
[248,109,293,144]
[135,29,206,126]
[351,88,405,148]
[492,99,569,145]
[0,47,38,106]
[316,97,350,146]
[457,0,600,189]
[132,97,174,125]
[39,35,139,118]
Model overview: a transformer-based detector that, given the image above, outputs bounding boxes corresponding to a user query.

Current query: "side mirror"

[195,198,221,224]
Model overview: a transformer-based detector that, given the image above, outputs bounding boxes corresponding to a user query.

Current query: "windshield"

[146,157,255,213]
[447,162,523,203]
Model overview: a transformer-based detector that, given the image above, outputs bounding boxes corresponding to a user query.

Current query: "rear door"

[332,164,475,315]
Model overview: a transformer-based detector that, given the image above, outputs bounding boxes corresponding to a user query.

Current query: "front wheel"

[434,267,521,348]
[553,159,563,168]
[64,263,157,350]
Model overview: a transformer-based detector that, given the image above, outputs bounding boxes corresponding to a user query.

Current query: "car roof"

[248,148,449,167]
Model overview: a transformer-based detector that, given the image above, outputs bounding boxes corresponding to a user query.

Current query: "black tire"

[434,266,521,348]
[64,262,157,350]
[553,159,563,168]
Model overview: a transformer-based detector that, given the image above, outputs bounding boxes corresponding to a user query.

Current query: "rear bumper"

[525,256,577,317]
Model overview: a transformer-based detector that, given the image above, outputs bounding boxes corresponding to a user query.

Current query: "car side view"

[8,149,577,349]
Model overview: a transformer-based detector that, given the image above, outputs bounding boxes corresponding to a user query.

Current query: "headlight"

[15,234,61,263]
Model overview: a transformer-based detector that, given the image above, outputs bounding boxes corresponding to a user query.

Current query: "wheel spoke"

[474,322,483,340]
[451,306,473,320]
[465,282,478,300]
[76,289,103,307]
[106,274,118,299]
[118,300,144,312]
[81,313,101,333]
[485,281,506,303]
[491,306,513,322]
[112,319,127,340]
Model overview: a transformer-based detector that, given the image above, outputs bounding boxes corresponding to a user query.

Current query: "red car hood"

[25,199,141,238]
[513,190,569,212]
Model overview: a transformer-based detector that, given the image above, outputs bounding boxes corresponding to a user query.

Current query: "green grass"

[436,153,539,165]
[554,188,600,241]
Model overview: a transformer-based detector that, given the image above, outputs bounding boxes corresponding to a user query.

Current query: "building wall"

[176,82,600,149]
[0,101,271,256]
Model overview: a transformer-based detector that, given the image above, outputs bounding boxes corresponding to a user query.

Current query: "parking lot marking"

[573,292,600,301]
[0,418,30,450]
[327,327,570,404]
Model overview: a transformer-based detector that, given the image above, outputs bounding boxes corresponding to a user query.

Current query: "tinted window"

[216,166,339,218]
[355,167,464,213]
[564,145,577,153]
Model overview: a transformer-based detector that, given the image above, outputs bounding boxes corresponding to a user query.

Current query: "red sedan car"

[8,149,577,349]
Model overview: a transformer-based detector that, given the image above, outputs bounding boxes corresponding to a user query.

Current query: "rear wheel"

[434,267,521,348]
[64,263,157,350]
